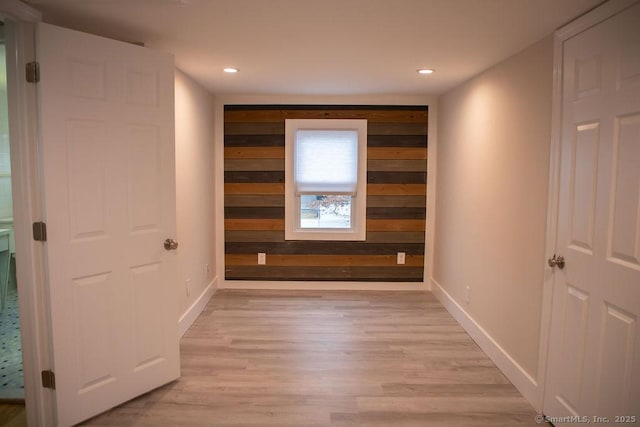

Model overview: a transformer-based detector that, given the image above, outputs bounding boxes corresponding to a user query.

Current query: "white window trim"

[285,118,367,241]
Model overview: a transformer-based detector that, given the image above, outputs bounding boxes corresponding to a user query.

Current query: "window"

[285,119,367,240]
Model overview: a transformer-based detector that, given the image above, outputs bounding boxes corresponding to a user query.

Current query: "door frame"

[0,0,56,425]
[538,0,640,413]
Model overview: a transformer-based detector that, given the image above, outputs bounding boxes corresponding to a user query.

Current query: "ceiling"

[25,0,603,96]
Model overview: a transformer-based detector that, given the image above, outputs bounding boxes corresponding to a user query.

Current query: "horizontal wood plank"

[225,122,284,135]
[367,195,426,207]
[224,147,284,159]
[225,207,284,219]
[224,159,285,171]
[367,159,427,172]
[366,231,426,243]
[367,134,427,147]
[368,123,427,136]
[225,230,285,242]
[224,171,285,183]
[225,266,424,281]
[367,172,426,184]
[224,219,285,231]
[224,183,285,195]
[226,148,426,160]
[224,109,428,123]
[225,231,425,244]
[225,104,428,111]
[368,147,427,160]
[224,134,284,147]
[368,184,426,196]
[226,254,424,267]
[367,207,426,220]
[225,242,425,255]
[225,195,285,207]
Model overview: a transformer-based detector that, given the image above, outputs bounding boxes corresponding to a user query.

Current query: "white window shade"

[294,130,358,194]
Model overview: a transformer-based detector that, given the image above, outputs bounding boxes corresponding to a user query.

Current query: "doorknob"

[548,254,565,269]
[164,238,178,250]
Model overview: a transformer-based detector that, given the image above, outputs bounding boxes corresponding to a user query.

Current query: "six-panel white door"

[544,2,640,423]
[37,23,180,426]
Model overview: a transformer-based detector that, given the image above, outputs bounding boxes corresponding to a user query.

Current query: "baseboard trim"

[220,280,429,291]
[430,277,540,410]
[178,278,217,337]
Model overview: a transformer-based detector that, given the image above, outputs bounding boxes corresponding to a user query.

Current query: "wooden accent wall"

[224,105,427,282]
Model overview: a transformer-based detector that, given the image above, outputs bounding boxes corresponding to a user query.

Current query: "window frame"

[285,118,367,241]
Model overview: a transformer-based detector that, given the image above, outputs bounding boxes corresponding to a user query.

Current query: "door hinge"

[41,370,56,390]
[26,61,40,83]
[33,221,47,242]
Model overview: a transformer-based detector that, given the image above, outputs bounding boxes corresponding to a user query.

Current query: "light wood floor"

[0,402,26,426]
[1,290,544,426]
[78,289,541,426]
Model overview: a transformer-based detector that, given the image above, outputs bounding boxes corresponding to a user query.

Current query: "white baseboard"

[178,277,217,337]
[220,279,429,291]
[430,277,540,410]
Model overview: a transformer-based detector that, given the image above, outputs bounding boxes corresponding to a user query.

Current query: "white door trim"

[0,1,56,426]
[538,0,640,414]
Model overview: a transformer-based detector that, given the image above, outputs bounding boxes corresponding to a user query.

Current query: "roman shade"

[294,129,358,195]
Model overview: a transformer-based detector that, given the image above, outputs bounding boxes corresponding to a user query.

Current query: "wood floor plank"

[81,290,542,426]
[0,403,26,427]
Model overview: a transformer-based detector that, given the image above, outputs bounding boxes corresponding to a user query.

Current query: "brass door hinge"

[41,370,56,389]
[33,222,47,242]
[26,61,40,83]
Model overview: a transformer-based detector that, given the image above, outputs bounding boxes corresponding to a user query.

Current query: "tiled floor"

[0,289,24,400]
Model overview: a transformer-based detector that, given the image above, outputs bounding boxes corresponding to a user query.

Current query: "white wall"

[432,36,553,403]
[175,69,216,330]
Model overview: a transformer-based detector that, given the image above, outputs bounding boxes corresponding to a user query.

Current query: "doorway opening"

[0,20,23,402]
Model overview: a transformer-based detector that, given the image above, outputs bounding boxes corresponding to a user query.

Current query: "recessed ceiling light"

[417,69,434,75]
[223,67,239,73]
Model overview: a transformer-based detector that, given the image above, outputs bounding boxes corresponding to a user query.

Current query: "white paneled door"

[37,23,180,426]
[544,2,640,424]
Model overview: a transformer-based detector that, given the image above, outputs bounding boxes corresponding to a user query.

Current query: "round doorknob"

[548,254,565,269]
[164,238,178,250]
